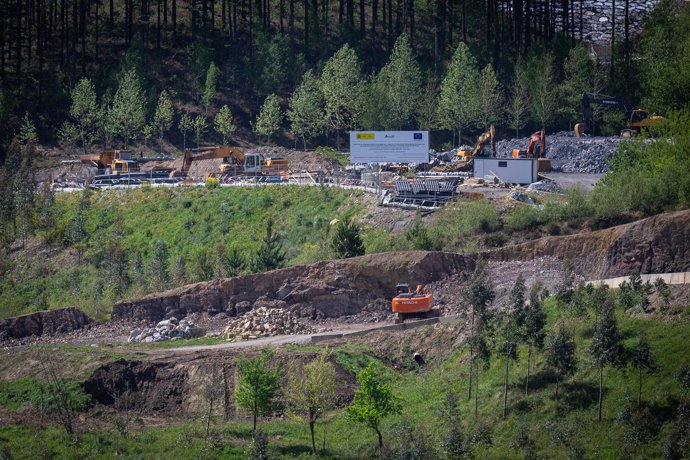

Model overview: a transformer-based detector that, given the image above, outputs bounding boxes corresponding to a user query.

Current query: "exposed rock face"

[487,210,690,278]
[112,251,475,323]
[0,307,91,341]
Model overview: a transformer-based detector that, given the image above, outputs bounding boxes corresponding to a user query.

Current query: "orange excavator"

[512,130,551,172]
[392,283,436,323]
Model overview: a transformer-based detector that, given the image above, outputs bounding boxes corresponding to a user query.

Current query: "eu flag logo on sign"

[414,133,423,140]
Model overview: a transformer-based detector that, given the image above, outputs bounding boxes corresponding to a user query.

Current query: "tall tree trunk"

[376,428,383,448]
[387,0,392,48]
[503,352,509,419]
[157,0,161,49]
[289,0,294,46]
[279,0,284,32]
[172,0,177,37]
[638,367,642,407]
[310,419,316,454]
[598,365,603,422]
[339,0,343,24]
[359,0,364,36]
[110,0,114,24]
[304,0,309,55]
[524,0,530,46]
[408,0,414,43]
[474,362,479,416]
[525,343,532,394]
[371,0,378,42]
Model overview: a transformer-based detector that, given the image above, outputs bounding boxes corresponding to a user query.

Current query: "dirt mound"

[84,359,189,413]
[487,210,690,278]
[84,351,358,414]
[112,251,475,323]
[0,307,92,341]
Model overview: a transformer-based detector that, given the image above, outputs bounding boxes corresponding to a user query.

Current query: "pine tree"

[630,332,658,407]
[523,282,547,394]
[437,42,480,146]
[377,34,422,130]
[546,323,577,398]
[111,69,146,148]
[214,105,236,145]
[254,94,283,145]
[178,113,194,151]
[529,53,559,130]
[506,61,530,138]
[193,115,208,148]
[331,216,365,259]
[251,219,286,273]
[501,275,526,419]
[463,260,495,409]
[477,64,503,131]
[69,78,99,154]
[560,44,606,129]
[150,240,170,290]
[590,303,626,421]
[321,44,364,149]
[202,62,219,114]
[153,89,174,151]
[288,70,325,150]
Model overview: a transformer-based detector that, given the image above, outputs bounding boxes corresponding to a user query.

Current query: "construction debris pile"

[128,317,206,343]
[496,131,621,173]
[223,307,319,341]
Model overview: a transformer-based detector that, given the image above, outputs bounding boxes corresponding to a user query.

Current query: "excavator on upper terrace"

[574,92,664,138]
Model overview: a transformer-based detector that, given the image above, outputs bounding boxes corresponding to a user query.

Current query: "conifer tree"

[507,61,530,138]
[529,53,559,130]
[630,332,658,407]
[68,78,99,154]
[321,44,364,149]
[477,64,503,131]
[523,282,547,394]
[331,216,365,259]
[153,89,174,151]
[437,42,480,146]
[202,62,219,114]
[377,34,422,130]
[463,260,495,406]
[178,113,194,151]
[111,69,146,148]
[193,115,208,148]
[254,94,283,145]
[150,240,170,290]
[288,70,325,150]
[214,105,236,145]
[546,323,577,398]
[590,303,626,421]
[251,219,286,272]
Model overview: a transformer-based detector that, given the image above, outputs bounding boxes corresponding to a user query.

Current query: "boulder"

[0,307,91,341]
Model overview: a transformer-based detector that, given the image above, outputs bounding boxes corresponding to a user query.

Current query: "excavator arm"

[181,146,245,173]
[576,92,629,136]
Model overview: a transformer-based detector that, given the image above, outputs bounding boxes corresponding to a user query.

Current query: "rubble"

[528,179,561,193]
[128,317,206,343]
[496,131,621,173]
[223,307,319,341]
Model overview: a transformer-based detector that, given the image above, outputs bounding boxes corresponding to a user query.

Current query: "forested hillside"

[1,0,689,159]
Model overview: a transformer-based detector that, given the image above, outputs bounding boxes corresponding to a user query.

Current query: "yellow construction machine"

[456,125,496,169]
[80,149,139,174]
[573,93,664,138]
[180,146,289,180]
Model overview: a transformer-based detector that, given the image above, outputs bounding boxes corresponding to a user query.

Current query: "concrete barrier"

[309,315,464,343]
[588,272,690,289]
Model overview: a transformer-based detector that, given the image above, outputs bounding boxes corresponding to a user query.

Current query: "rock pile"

[224,307,316,341]
[496,131,620,173]
[128,317,206,343]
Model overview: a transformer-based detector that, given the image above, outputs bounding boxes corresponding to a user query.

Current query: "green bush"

[428,199,501,250]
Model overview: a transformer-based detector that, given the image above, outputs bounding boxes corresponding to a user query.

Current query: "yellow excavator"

[179,146,289,179]
[573,93,664,138]
[456,125,496,169]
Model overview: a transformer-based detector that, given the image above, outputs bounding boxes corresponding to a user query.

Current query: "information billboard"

[349,131,429,164]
